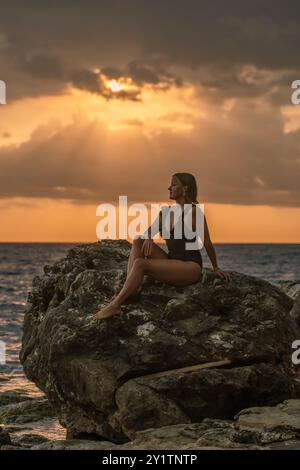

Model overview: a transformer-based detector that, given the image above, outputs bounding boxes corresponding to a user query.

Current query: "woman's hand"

[141,239,154,258]
[213,266,231,282]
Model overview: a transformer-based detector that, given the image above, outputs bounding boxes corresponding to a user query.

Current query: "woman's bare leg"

[126,238,143,278]
[110,238,168,300]
[93,258,202,320]
[126,238,168,278]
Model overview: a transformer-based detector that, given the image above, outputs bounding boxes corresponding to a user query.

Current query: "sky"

[0,0,300,242]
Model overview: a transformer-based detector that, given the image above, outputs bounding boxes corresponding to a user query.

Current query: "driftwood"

[140,358,232,379]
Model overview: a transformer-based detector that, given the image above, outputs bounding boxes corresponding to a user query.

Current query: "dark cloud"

[1,1,300,102]
[2,50,181,102]
[20,52,64,79]
[0,106,299,207]
[61,60,176,100]
[126,60,183,88]
[68,69,103,94]
[101,66,124,78]
[128,61,161,85]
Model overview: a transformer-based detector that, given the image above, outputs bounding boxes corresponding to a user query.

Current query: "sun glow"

[0,80,200,147]
[106,79,124,92]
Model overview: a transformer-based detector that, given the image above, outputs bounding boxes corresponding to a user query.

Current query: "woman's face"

[168,176,186,200]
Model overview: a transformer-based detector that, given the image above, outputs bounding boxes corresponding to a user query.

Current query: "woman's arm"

[203,215,218,269]
[136,210,163,258]
[203,213,231,281]
[134,209,162,240]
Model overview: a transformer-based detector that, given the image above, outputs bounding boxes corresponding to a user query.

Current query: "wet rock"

[31,400,300,450]
[11,433,50,448]
[0,398,55,424]
[32,420,263,450]
[32,439,120,450]
[233,399,300,445]
[0,391,34,406]
[276,280,300,300]
[121,419,263,450]
[1,416,65,448]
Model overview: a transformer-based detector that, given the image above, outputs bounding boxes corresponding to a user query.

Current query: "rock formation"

[290,293,300,327]
[20,240,300,442]
[30,399,300,450]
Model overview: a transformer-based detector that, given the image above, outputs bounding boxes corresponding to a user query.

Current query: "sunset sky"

[0,1,300,242]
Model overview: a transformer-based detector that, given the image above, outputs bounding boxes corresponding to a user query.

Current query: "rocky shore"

[1,240,300,450]
[1,397,300,450]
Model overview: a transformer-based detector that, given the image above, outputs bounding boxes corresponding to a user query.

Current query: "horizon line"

[0,241,300,245]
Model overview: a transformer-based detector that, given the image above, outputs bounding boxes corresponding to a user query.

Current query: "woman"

[94,172,231,320]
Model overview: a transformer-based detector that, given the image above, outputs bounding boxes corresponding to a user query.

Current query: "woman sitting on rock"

[94,172,231,320]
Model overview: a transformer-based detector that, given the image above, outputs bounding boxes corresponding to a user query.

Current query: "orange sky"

[0,80,300,243]
[0,83,299,243]
[1,197,299,243]
[1,4,300,243]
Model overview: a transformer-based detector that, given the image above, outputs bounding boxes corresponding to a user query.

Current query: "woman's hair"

[173,172,199,204]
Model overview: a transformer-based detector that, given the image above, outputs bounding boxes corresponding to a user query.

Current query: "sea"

[0,242,300,442]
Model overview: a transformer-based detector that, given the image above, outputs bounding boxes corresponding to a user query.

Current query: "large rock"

[234,399,300,446]
[31,399,300,450]
[290,293,300,327]
[20,241,300,442]
[276,280,300,300]
[31,420,261,450]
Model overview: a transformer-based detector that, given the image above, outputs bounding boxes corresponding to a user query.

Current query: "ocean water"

[0,242,300,441]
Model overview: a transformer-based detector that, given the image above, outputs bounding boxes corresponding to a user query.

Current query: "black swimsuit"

[159,204,203,269]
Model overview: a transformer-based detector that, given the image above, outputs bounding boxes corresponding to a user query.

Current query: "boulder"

[290,293,300,327]
[31,399,300,450]
[20,240,300,442]
[276,280,300,300]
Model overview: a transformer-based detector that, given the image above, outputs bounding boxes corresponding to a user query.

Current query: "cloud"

[0,0,299,211]
[20,52,64,79]
[122,119,144,127]
[68,69,103,94]
[0,32,9,49]
[0,101,299,207]
[2,51,182,102]
[67,60,183,100]
[68,68,143,101]
[1,1,300,103]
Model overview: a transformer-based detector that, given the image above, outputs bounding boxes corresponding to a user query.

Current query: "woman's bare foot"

[93,301,122,320]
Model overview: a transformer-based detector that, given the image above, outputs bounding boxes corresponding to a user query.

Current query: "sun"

[106,79,124,92]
